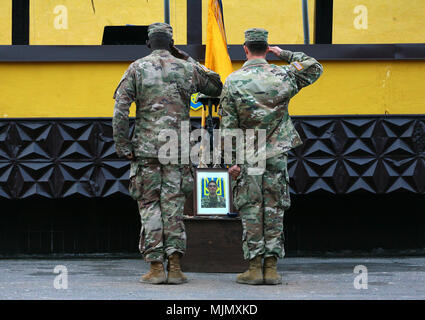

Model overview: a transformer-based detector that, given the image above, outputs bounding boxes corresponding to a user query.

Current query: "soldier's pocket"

[279,168,291,211]
[233,173,262,211]
[129,162,144,201]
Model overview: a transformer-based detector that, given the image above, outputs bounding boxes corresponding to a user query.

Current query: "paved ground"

[0,257,424,300]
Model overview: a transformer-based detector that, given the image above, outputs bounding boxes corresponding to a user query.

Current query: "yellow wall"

[0,0,12,45]
[1,0,423,44]
[202,0,315,44]
[333,0,425,44]
[1,60,424,118]
[28,0,313,45]
[30,0,187,45]
[290,60,425,115]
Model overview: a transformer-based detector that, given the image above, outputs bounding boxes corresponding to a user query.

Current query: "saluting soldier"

[113,22,222,284]
[220,28,323,285]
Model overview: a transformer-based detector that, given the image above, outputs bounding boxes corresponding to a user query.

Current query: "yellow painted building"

[1,60,424,118]
[0,0,423,45]
[333,0,425,44]
[0,1,12,45]
[0,0,424,118]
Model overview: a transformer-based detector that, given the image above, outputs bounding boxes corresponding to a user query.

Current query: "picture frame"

[193,168,233,216]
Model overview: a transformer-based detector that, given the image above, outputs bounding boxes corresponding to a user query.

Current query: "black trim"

[2,114,425,121]
[187,0,202,44]
[314,0,333,44]
[12,0,29,45]
[1,44,425,62]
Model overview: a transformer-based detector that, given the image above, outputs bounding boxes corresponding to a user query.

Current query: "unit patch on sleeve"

[291,61,304,71]
[199,64,210,73]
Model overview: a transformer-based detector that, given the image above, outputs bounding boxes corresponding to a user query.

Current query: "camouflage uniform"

[201,195,226,208]
[220,28,323,260]
[113,23,223,262]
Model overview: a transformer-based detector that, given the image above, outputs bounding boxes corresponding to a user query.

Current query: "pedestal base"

[181,217,248,273]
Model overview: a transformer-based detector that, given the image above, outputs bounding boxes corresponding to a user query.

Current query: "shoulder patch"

[291,61,304,71]
[199,64,210,73]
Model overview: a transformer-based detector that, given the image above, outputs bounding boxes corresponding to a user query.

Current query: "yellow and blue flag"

[205,0,233,81]
[201,178,225,198]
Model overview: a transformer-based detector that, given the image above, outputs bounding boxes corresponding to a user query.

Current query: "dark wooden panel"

[181,217,248,273]
[183,191,194,216]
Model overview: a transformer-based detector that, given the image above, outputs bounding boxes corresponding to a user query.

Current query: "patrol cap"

[148,22,173,38]
[244,28,268,43]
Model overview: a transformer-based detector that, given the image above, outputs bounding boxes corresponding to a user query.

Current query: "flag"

[205,0,233,81]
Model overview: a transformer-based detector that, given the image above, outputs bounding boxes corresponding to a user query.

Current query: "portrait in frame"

[193,168,232,216]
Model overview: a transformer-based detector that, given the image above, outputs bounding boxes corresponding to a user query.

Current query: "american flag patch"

[200,64,210,72]
[291,61,304,71]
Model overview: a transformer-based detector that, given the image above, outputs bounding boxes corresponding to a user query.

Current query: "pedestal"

[181,216,248,273]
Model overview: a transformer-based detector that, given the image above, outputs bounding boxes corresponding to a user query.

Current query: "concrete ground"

[0,257,424,300]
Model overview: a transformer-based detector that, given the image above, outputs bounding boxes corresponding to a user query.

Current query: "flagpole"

[198,104,207,168]
[302,0,310,44]
[164,0,170,24]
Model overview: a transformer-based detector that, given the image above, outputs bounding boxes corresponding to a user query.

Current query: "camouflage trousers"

[128,159,193,262]
[233,153,291,260]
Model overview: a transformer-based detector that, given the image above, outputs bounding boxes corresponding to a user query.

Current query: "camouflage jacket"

[113,49,223,159]
[219,50,323,162]
[201,195,226,208]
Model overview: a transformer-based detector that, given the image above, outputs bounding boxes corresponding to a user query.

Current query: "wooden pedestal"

[181,217,248,273]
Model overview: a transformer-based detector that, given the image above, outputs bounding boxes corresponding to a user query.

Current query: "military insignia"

[291,61,304,71]
[199,64,210,73]
[190,93,203,111]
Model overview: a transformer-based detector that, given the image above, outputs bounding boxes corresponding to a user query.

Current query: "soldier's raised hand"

[268,46,283,57]
[171,45,190,60]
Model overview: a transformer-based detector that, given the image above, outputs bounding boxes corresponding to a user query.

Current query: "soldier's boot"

[263,256,282,285]
[167,253,188,284]
[236,256,263,285]
[139,261,166,284]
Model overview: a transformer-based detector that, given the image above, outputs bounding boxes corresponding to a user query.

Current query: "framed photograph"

[194,168,232,216]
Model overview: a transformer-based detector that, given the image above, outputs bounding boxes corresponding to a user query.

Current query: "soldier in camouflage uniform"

[201,180,226,208]
[113,23,222,284]
[220,28,323,285]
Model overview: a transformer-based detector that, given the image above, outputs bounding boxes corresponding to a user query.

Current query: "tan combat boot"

[139,261,166,284]
[263,256,282,285]
[236,256,263,285]
[167,253,188,284]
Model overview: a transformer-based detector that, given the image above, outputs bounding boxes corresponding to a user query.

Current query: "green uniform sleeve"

[112,64,137,157]
[219,81,239,130]
[189,58,223,97]
[279,50,323,91]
